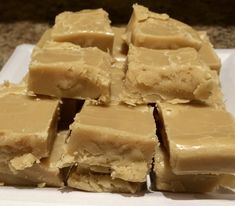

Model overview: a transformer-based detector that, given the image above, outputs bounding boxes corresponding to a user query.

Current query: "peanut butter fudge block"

[198,31,221,73]
[152,144,221,193]
[112,26,128,61]
[67,166,143,193]
[0,131,70,187]
[123,4,202,50]
[0,83,59,168]
[28,41,112,103]
[67,102,156,182]
[121,45,218,105]
[156,102,235,175]
[51,9,114,52]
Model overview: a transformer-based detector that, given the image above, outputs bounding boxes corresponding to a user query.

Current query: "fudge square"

[156,101,235,175]
[0,83,59,169]
[121,45,218,105]
[67,102,156,182]
[123,4,202,50]
[152,144,221,193]
[28,41,112,103]
[51,9,114,52]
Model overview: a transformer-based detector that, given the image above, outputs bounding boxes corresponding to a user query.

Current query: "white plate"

[0,45,235,206]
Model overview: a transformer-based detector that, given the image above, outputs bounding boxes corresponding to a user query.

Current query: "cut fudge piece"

[112,26,128,61]
[110,61,125,104]
[0,131,69,187]
[67,102,156,182]
[156,102,235,175]
[121,45,218,105]
[67,166,143,193]
[198,31,221,73]
[28,41,112,103]
[124,4,202,50]
[37,29,52,48]
[51,9,114,52]
[152,144,221,193]
[0,83,59,168]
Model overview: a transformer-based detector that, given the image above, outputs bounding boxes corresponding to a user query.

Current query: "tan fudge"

[67,166,143,193]
[0,130,70,187]
[37,29,52,48]
[28,41,112,103]
[124,4,202,50]
[0,83,59,168]
[112,26,128,61]
[67,102,156,182]
[198,31,221,73]
[51,9,114,52]
[156,102,235,175]
[121,45,218,105]
[152,144,221,193]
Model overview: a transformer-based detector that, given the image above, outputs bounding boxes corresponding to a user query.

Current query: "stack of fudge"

[0,4,235,193]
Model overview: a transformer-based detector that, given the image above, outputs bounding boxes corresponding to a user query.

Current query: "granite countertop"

[1,0,235,69]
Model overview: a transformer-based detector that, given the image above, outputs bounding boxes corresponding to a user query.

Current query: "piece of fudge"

[51,9,114,52]
[28,41,112,103]
[67,166,143,193]
[198,31,221,73]
[0,131,70,187]
[67,102,156,182]
[123,4,202,50]
[152,144,221,193]
[156,102,235,175]
[121,45,218,105]
[112,26,128,61]
[0,83,59,168]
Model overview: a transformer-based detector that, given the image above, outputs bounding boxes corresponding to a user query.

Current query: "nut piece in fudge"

[67,102,156,182]
[51,9,114,52]
[156,102,235,175]
[123,4,202,50]
[67,166,143,193]
[28,41,112,103]
[121,45,218,105]
[198,31,221,73]
[0,83,59,169]
[152,144,221,193]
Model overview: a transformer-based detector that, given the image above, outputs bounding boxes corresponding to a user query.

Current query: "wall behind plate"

[0,0,234,25]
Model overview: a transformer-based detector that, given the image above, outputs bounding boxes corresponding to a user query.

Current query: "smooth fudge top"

[124,4,202,50]
[72,102,155,137]
[157,102,235,175]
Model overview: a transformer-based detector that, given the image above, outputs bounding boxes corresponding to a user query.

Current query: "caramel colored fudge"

[0,83,59,167]
[67,167,143,193]
[67,102,156,182]
[112,26,128,61]
[156,102,235,175]
[124,4,202,50]
[121,45,218,105]
[152,145,221,193]
[51,9,114,52]
[198,31,221,73]
[28,41,112,103]
[0,131,71,187]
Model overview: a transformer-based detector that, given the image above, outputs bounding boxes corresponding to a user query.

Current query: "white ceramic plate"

[0,45,235,206]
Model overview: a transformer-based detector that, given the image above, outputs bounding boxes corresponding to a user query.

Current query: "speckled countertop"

[1,0,235,69]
